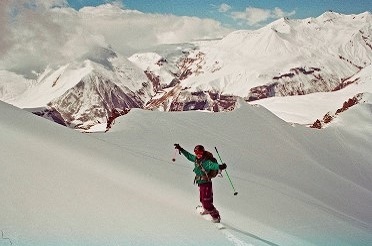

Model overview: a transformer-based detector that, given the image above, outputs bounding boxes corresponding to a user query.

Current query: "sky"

[1,0,371,75]
[66,0,372,28]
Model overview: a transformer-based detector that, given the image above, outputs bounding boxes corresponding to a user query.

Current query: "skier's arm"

[180,149,196,162]
[174,144,196,162]
[203,159,220,170]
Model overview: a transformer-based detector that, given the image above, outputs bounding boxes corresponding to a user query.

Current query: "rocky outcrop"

[32,107,67,126]
[106,107,131,131]
[177,51,206,80]
[169,90,238,112]
[44,73,146,130]
[144,70,161,92]
[247,66,352,101]
[310,94,363,129]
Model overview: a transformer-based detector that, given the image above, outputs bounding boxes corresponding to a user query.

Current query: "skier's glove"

[174,144,183,153]
[219,163,227,170]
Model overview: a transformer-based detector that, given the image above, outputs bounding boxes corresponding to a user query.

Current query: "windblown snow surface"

[1,95,372,246]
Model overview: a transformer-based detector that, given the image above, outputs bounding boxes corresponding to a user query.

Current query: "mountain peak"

[80,46,118,70]
[316,11,372,23]
[318,10,343,19]
[2,10,371,131]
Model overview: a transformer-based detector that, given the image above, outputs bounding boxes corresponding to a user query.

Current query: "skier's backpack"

[203,151,219,179]
[208,169,219,179]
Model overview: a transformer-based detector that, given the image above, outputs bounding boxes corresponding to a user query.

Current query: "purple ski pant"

[199,182,220,219]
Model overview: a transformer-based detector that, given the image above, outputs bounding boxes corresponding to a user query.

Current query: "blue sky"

[67,0,372,28]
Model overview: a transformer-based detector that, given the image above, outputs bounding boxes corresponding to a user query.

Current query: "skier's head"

[194,145,205,159]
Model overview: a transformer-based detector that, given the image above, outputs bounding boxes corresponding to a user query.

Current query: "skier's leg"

[199,182,220,219]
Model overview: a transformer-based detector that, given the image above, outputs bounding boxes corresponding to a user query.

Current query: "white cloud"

[0,2,108,75]
[0,0,73,75]
[0,2,232,76]
[0,1,12,57]
[231,6,296,26]
[79,6,231,53]
[272,7,296,18]
[218,3,232,13]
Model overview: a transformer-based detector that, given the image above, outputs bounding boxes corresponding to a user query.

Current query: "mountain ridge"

[0,11,371,131]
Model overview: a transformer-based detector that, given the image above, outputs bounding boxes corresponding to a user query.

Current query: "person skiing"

[174,144,227,223]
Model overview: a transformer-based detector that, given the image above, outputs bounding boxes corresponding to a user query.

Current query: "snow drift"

[1,98,371,246]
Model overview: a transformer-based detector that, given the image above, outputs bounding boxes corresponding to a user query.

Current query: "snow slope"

[170,12,372,97]
[252,64,372,124]
[1,99,371,246]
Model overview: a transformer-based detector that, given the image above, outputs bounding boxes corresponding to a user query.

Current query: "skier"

[174,144,227,223]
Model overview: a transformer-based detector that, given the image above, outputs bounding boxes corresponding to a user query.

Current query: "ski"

[195,205,226,230]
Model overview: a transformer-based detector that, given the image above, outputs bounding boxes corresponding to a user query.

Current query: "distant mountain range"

[1,11,371,131]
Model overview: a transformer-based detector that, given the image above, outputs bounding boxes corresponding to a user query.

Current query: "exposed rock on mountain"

[137,12,372,119]
[45,72,145,129]
[311,93,364,129]
[1,12,371,131]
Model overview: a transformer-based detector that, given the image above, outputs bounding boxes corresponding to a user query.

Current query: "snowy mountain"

[2,47,155,130]
[1,96,371,245]
[0,11,371,131]
[138,11,372,114]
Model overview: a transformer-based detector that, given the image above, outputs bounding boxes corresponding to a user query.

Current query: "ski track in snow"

[197,206,275,246]
[1,230,13,245]
[220,223,281,246]
[220,228,253,246]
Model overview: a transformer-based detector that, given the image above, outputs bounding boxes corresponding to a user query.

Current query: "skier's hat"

[194,145,205,153]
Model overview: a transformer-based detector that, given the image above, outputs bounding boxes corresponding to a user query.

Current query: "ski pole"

[172,149,178,162]
[215,147,238,196]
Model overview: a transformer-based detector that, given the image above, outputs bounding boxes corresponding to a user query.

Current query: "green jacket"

[180,149,220,184]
